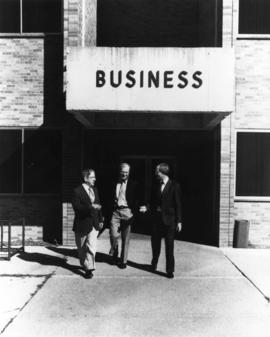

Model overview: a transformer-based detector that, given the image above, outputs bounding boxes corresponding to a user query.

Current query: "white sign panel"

[67,47,234,112]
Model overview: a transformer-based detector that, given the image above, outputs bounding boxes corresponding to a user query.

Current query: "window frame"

[234,129,270,201]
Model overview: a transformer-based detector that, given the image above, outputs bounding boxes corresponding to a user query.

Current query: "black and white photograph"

[0,0,270,336]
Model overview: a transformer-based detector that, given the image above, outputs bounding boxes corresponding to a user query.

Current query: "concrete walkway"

[1,230,270,337]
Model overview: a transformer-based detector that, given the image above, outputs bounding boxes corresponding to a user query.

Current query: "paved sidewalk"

[1,231,270,337]
[222,248,270,301]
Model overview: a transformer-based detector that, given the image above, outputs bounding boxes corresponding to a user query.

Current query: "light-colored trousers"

[110,208,133,264]
[75,227,99,271]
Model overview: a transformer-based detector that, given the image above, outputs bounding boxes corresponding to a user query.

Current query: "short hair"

[120,162,130,171]
[81,169,95,181]
[156,163,170,175]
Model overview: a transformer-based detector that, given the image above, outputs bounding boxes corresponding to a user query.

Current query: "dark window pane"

[0,0,20,33]
[0,130,22,193]
[23,0,62,33]
[236,133,270,196]
[97,0,222,47]
[24,130,62,193]
[239,0,270,34]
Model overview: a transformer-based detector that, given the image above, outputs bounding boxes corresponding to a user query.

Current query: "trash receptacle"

[233,220,250,248]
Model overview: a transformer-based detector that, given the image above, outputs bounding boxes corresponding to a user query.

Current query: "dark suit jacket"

[72,185,103,235]
[151,179,182,227]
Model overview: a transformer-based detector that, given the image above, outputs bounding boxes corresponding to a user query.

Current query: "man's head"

[82,169,96,187]
[119,163,130,182]
[155,163,170,181]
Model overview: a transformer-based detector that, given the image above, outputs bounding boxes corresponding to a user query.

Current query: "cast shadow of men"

[17,249,85,277]
[47,247,112,265]
[47,247,168,277]
[126,260,168,277]
[20,247,168,278]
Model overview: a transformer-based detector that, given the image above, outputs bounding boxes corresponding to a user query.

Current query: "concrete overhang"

[67,47,234,129]
[70,110,230,130]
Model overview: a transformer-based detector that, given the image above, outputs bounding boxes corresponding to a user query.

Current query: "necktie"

[88,187,95,202]
[117,182,126,206]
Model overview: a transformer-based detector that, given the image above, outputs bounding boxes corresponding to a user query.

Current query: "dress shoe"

[150,263,157,271]
[111,256,118,265]
[85,270,93,279]
[167,272,174,279]
[118,262,127,269]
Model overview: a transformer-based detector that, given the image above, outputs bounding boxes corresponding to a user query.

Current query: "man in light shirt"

[109,163,139,269]
[72,169,103,279]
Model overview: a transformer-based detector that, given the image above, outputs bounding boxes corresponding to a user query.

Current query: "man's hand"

[176,223,182,232]
[139,205,147,213]
[92,203,102,210]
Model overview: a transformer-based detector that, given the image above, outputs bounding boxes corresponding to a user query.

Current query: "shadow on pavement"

[17,251,85,277]
[48,247,168,276]
[48,247,113,265]
[47,246,78,258]
[127,260,168,277]
[17,247,168,277]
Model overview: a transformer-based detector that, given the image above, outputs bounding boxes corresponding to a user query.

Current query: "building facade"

[0,0,270,247]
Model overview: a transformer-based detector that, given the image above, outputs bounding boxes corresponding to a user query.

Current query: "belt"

[116,206,129,210]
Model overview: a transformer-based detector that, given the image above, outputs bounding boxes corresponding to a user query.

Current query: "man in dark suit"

[109,163,138,269]
[72,169,103,279]
[140,163,182,278]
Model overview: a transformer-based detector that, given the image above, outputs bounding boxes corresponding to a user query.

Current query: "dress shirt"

[83,183,95,203]
[160,176,169,193]
[116,180,128,207]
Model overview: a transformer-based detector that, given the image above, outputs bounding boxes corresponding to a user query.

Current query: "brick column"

[62,117,82,246]
[219,115,236,246]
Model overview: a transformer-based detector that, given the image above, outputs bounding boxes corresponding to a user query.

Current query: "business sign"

[67,47,234,112]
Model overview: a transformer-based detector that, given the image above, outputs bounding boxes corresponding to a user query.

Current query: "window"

[0,0,20,33]
[0,129,61,194]
[0,130,22,193]
[236,132,270,197]
[23,0,62,33]
[97,0,222,47]
[24,130,62,193]
[0,0,62,33]
[239,0,270,34]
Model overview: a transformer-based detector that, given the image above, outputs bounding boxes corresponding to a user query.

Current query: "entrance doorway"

[83,128,220,246]
[121,155,176,205]
[120,156,177,235]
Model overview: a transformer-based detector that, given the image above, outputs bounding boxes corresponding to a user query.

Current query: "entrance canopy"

[66,47,234,129]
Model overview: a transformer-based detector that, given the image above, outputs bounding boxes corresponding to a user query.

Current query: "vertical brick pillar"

[62,118,82,246]
[64,0,96,48]
[219,116,235,246]
[218,0,236,246]
[222,0,235,48]
[84,0,97,46]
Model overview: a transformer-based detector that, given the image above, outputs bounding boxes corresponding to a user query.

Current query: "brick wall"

[234,203,270,247]
[232,39,270,247]
[0,37,44,127]
[219,115,236,246]
[218,0,236,246]
[63,203,75,246]
[220,1,270,247]
[62,115,83,246]
[0,224,43,245]
[235,40,270,129]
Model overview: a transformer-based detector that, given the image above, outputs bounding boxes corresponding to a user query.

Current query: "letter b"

[96,70,105,87]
